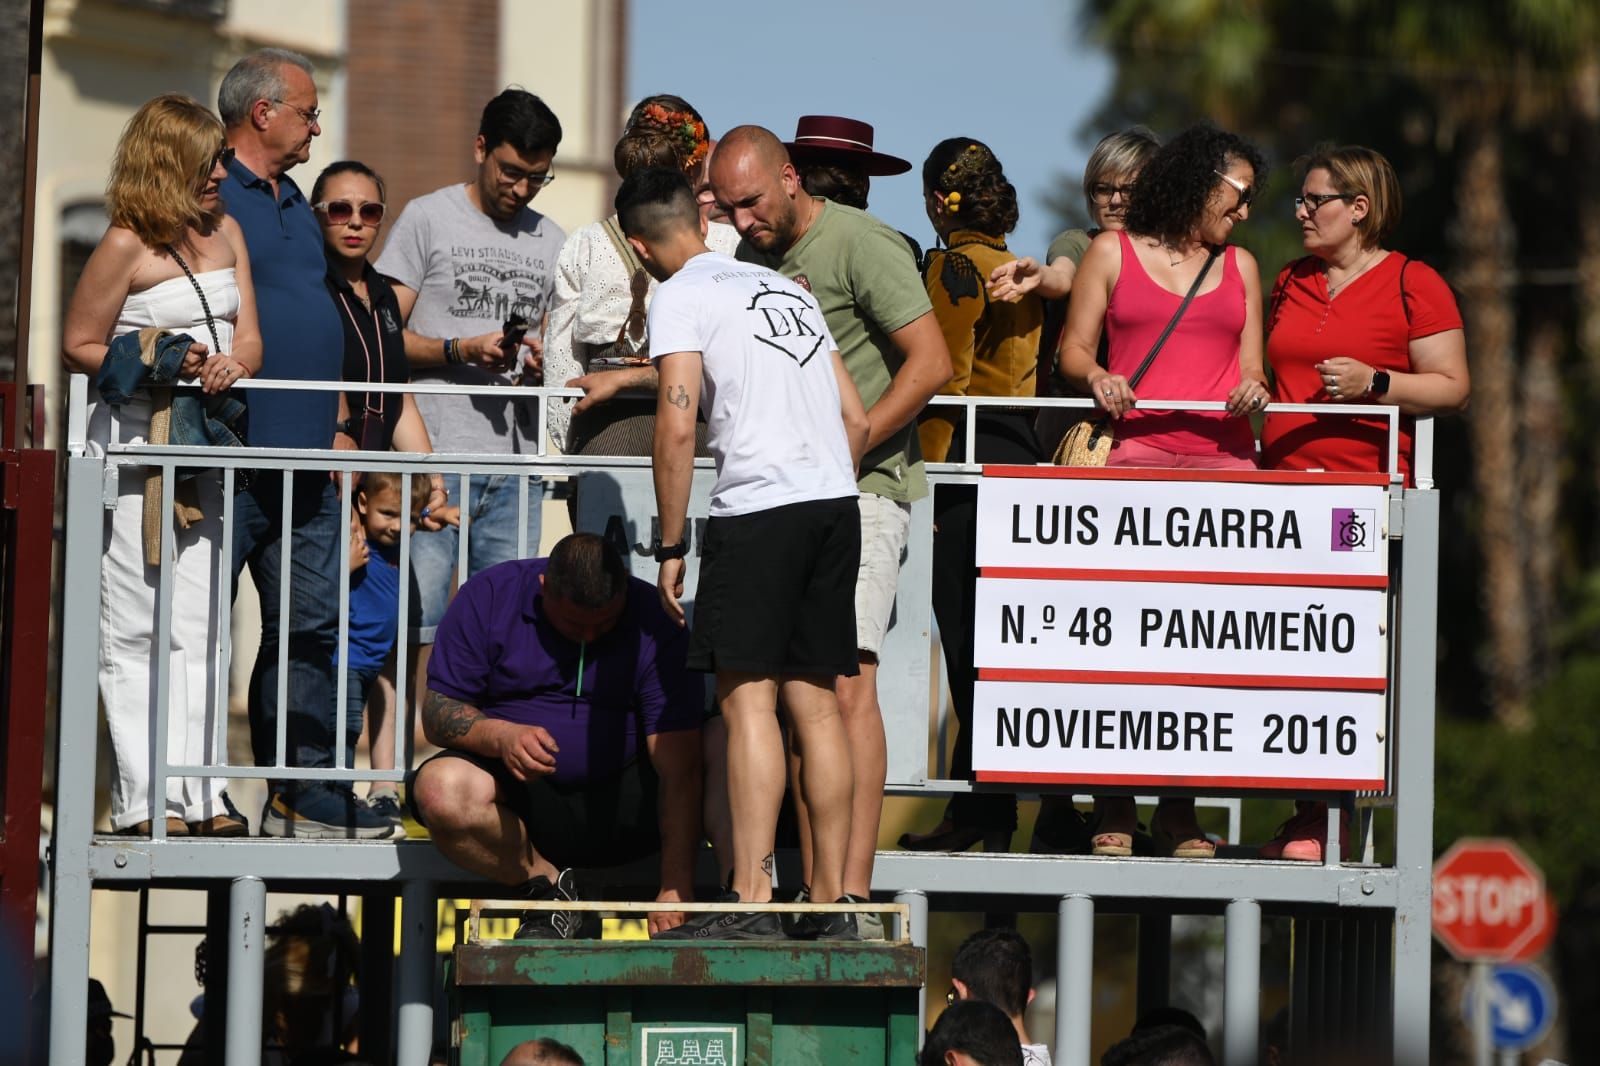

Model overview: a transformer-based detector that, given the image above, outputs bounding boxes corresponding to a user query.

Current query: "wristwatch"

[334,417,360,437]
[654,541,689,563]
[1367,370,1391,399]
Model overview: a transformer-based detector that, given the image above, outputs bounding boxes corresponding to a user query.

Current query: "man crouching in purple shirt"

[410,532,702,937]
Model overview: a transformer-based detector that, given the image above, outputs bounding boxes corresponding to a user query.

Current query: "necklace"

[1159,239,1201,267]
[1327,249,1379,299]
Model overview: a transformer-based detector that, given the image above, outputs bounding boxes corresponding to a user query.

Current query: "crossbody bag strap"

[1127,244,1223,390]
[600,215,649,348]
[600,215,644,276]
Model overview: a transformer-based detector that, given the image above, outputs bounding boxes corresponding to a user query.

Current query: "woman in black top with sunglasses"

[314,161,445,464]
[313,160,449,830]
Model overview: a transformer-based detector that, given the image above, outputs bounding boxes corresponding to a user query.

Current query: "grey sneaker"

[846,894,884,941]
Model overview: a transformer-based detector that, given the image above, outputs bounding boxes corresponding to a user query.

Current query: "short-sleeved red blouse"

[1262,252,1461,484]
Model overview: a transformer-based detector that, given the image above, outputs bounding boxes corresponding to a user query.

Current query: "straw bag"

[1054,245,1222,467]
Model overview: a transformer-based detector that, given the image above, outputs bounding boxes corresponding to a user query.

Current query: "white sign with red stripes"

[972,680,1387,789]
[973,576,1387,688]
[975,468,1390,582]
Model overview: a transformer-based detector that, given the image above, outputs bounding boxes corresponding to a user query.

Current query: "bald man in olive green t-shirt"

[711,125,953,913]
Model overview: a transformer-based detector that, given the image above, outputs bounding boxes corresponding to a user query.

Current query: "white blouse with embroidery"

[544,218,740,451]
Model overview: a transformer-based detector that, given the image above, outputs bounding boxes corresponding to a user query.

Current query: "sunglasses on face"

[1214,169,1254,209]
[315,200,386,226]
[210,146,236,172]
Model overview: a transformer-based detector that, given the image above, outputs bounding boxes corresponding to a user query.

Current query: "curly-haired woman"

[62,93,262,836]
[898,139,1042,854]
[1057,123,1272,859]
[545,94,738,454]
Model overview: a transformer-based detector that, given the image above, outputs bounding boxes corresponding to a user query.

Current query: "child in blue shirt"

[340,471,451,834]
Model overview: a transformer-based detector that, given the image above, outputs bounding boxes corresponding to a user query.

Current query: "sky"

[628,0,1114,259]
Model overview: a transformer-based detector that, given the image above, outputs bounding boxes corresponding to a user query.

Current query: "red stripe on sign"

[978,567,1388,589]
[977,668,1388,692]
[980,464,1392,487]
[976,771,1386,790]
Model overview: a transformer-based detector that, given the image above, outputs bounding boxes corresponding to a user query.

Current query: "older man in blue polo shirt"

[218,48,390,838]
[410,533,703,938]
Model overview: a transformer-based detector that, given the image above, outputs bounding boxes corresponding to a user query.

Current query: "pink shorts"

[1107,436,1258,470]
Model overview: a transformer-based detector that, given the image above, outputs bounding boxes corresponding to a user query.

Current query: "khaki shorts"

[855,492,912,656]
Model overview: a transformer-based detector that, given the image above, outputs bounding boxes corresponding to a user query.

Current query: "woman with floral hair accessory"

[898,137,1042,854]
[544,94,737,456]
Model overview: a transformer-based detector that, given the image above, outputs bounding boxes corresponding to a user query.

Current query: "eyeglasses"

[270,98,322,126]
[315,199,386,226]
[210,146,236,172]
[491,153,556,190]
[1214,170,1254,209]
[1295,191,1356,214]
[1089,182,1136,205]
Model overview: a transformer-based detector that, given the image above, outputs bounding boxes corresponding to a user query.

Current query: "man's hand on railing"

[418,477,453,532]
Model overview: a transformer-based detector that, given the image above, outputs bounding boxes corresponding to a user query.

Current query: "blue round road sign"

[1460,963,1556,1052]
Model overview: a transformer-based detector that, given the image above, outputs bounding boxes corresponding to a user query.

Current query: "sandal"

[1150,814,1216,859]
[1090,831,1134,857]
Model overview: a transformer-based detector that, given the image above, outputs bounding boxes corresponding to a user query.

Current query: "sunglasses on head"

[315,199,386,226]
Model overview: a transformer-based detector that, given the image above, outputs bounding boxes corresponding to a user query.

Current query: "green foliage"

[1436,654,1600,903]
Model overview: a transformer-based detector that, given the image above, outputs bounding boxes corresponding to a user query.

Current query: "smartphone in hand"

[501,315,530,351]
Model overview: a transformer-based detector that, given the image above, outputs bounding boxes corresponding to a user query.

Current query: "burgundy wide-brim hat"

[785,115,912,177]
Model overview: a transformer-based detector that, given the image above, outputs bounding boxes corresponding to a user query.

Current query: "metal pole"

[397,879,438,1066]
[1136,912,1172,1019]
[225,877,266,1066]
[48,456,112,1066]
[895,890,929,1039]
[1223,898,1261,1066]
[1391,490,1441,1065]
[1057,894,1094,1066]
[1472,960,1493,1066]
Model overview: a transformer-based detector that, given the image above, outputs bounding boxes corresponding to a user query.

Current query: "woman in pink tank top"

[1057,125,1270,860]
[1060,124,1270,469]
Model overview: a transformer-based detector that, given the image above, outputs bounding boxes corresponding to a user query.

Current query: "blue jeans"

[233,473,342,778]
[411,473,543,638]
[342,664,380,762]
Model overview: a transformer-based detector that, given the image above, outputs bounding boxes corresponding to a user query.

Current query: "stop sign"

[1433,838,1551,961]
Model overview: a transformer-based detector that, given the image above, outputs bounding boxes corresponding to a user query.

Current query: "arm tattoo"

[422,689,483,743]
[667,384,690,410]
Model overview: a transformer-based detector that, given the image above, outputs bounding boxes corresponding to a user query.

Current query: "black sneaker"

[653,891,785,941]
[780,886,811,938]
[791,896,861,942]
[513,869,601,940]
[366,793,408,840]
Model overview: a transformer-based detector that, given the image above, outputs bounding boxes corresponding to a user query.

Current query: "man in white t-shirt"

[619,166,870,941]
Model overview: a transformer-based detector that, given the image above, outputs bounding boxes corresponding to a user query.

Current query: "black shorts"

[688,495,860,677]
[409,750,661,869]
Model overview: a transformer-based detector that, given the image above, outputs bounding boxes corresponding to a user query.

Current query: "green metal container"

[452,940,925,1065]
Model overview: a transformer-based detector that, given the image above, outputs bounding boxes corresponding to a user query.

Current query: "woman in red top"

[1260,145,1468,861]
[1059,125,1271,859]
[1263,145,1468,486]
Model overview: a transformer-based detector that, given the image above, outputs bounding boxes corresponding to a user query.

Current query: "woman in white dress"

[63,93,262,836]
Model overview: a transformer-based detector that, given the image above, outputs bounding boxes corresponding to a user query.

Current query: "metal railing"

[49,375,1439,1066]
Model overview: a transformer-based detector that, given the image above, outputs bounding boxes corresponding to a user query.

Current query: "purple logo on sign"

[1331,508,1375,552]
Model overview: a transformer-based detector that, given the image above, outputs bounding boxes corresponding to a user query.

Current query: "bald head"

[501,1038,584,1066]
[709,125,807,253]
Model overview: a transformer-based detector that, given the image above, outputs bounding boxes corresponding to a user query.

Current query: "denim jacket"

[96,328,248,448]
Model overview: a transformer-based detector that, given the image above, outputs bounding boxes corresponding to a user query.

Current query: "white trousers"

[97,398,229,829]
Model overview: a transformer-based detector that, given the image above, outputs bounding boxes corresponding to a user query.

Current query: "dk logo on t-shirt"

[747,282,822,367]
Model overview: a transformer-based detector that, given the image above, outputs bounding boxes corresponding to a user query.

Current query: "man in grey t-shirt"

[377,88,566,636]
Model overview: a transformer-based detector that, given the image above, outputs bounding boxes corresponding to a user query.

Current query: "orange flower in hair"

[638,103,709,168]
